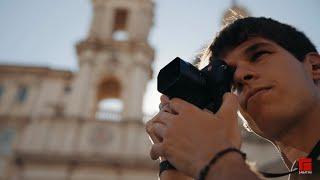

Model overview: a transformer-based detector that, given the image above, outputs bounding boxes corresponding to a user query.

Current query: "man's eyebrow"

[244,42,273,55]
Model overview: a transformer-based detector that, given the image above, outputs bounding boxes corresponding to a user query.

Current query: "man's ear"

[304,52,320,85]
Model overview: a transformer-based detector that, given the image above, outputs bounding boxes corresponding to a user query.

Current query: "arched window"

[113,30,129,41]
[112,9,129,41]
[0,85,4,100]
[99,98,123,112]
[96,98,123,121]
[95,78,122,121]
[16,86,28,103]
[0,128,16,155]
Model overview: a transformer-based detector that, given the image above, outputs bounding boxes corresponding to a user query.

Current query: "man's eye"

[250,51,271,62]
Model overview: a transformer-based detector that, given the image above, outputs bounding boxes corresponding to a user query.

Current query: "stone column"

[65,61,93,118]
[0,81,17,115]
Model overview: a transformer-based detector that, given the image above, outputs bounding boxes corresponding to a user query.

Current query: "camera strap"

[259,139,320,178]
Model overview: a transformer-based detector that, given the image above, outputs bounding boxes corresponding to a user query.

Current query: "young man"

[146,17,320,179]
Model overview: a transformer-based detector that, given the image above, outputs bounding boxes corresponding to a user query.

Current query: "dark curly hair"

[202,17,318,63]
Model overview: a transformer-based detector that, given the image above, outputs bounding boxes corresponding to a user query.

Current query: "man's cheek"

[238,95,246,110]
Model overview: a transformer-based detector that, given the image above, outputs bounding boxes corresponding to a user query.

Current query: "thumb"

[216,93,239,121]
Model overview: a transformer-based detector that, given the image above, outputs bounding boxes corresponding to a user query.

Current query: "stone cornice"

[0,65,73,80]
[76,38,155,63]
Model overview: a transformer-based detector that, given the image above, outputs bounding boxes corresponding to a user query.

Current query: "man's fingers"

[146,111,174,141]
[146,118,166,144]
[148,111,172,125]
[146,117,162,144]
[155,111,176,126]
[169,98,192,114]
[160,95,170,103]
[147,123,168,144]
[161,103,174,113]
[153,122,167,138]
[216,93,239,121]
[147,129,161,144]
[159,95,175,114]
[150,143,165,160]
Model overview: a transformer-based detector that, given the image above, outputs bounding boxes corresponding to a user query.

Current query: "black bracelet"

[197,148,246,180]
[159,160,176,177]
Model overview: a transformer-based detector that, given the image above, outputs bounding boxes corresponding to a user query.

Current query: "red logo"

[298,158,312,174]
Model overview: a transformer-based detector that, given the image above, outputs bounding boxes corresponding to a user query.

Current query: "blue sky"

[0,0,319,114]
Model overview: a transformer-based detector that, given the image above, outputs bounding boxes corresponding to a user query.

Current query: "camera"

[157,57,235,113]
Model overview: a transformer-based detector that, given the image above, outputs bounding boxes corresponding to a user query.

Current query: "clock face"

[88,126,114,146]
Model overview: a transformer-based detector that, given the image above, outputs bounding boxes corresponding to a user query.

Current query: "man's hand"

[146,95,174,162]
[145,93,242,178]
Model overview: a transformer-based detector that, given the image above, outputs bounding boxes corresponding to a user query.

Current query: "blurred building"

[0,0,157,179]
[0,0,288,180]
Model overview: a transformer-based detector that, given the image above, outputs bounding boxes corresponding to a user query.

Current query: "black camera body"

[157,57,235,113]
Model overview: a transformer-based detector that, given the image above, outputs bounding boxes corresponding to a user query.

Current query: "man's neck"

[274,99,320,168]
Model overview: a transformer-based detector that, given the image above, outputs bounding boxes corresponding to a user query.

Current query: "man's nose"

[233,66,257,84]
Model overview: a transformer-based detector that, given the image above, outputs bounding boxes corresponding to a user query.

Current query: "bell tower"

[65,0,155,121]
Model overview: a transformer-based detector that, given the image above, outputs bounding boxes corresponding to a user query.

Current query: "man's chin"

[247,109,280,138]
[252,114,287,140]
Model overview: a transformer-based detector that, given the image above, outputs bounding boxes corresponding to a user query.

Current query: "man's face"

[224,37,317,139]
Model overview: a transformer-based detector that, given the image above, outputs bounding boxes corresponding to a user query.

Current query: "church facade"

[0,0,157,179]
